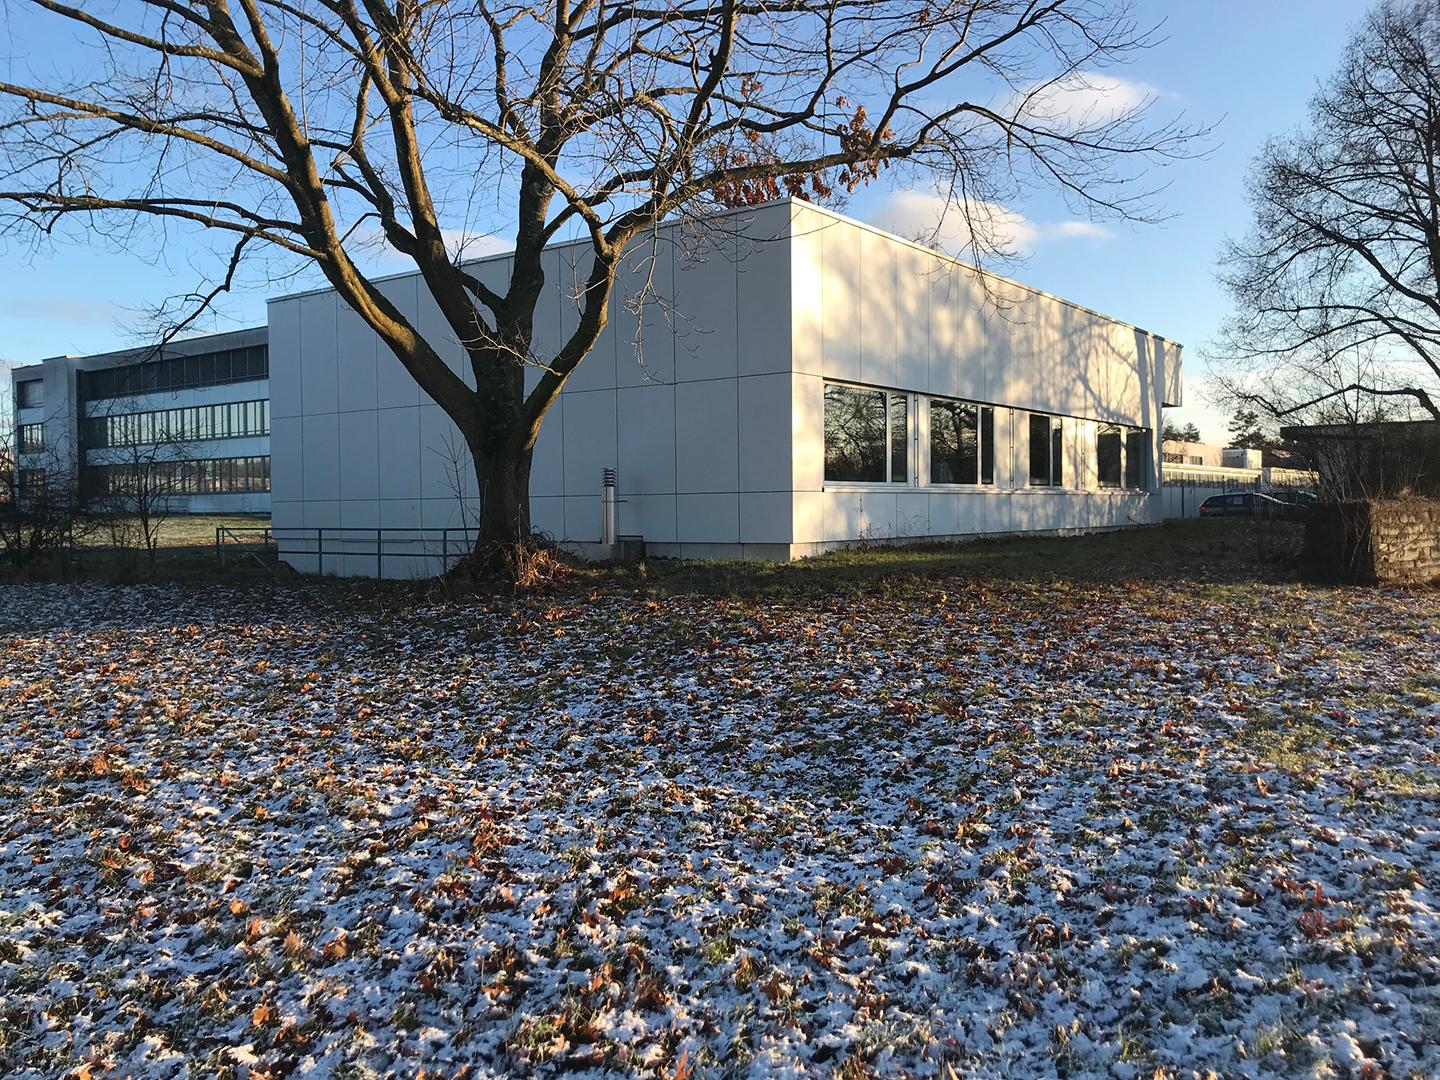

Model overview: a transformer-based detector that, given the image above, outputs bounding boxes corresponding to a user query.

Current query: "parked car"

[1197,492,1291,517]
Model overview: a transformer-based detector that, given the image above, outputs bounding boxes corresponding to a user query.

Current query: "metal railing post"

[317,528,324,576]
[376,528,383,579]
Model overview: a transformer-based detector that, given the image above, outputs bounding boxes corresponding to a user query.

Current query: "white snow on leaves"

[0,580,1437,1078]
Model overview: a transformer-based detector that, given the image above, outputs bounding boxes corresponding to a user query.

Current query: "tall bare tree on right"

[1213,0,1440,425]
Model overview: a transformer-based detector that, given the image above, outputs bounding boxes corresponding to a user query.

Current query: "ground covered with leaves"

[1,574,1438,1079]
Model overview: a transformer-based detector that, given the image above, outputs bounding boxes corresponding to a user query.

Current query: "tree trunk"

[474,440,533,549]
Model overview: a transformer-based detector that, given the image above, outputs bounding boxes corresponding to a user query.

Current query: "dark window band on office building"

[82,456,271,498]
[82,400,269,449]
[78,345,268,401]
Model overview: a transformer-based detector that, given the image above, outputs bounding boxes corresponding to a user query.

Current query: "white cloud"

[442,229,512,262]
[1007,71,1158,128]
[347,223,512,267]
[869,189,1111,258]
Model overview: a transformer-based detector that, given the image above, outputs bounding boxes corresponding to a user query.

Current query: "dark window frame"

[17,468,46,496]
[16,380,44,409]
[823,382,911,485]
[1029,413,1064,487]
[82,454,272,498]
[928,397,997,487]
[1097,425,1124,488]
[1098,424,1151,492]
[1125,430,1149,491]
[17,423,45,455]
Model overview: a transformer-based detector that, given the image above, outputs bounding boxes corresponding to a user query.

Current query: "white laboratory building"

[266,199,1181,576]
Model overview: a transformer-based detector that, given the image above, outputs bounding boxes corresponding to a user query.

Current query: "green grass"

[0,514,275,584]
[145,514,271,548]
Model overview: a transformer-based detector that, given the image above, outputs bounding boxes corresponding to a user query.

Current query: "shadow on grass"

[618,519,1307,599]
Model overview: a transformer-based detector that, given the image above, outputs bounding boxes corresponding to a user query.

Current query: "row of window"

[17,423,44,455]
[78,345,268,401]
[81,399,270,449]
[17,380,43,409]
[83,455,272,497]
[822,382,1149,491]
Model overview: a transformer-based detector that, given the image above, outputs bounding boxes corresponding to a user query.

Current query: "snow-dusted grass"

[1,575,1437,1079]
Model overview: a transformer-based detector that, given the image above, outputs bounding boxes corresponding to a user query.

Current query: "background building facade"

[9,327,271,514]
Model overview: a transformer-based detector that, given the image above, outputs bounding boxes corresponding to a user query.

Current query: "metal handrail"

[217,524,477,577]
[215,524,277,575]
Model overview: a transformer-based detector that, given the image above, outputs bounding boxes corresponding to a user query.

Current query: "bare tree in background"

[1213,0,1440,426]
[0,430,88,570]
[89,436,195,571]
[0,1,1197,570]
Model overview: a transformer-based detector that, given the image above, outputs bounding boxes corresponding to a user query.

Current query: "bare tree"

[0,1,1197,568]
[1212,0,1440,426]
[88,435,195,570]
[0,429,87,571]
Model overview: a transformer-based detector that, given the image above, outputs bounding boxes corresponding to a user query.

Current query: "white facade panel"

[673,223,740,384]
[736,203,794,377]
[737,373,792,493]
[530,395,565,498]
[676,492,738,544]
[298,293,339,417]
[300,412,340,503]
[338,410,379,503]
[674,380,739,494]
[376,405,423,501]
[561,389,617,498]
[268,301,302,420]
[617,384,677,495]
[336,305,380,413]
[374,275,422,408]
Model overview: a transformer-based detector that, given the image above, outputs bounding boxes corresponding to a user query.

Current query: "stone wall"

[1303,498,1440,585]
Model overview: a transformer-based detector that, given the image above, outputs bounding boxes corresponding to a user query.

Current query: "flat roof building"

[9,327,271,514]
[267,199,1183,576]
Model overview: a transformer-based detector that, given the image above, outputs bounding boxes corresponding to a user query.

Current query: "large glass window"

[1097,426,1123,488]
[1029,414,1063,487]
[981,407,995,485]
[17,423,44,455]
[1125,431,1148,490]
[888,392,909,484]
[1098,425,1150,491]
[824,384,908,484]
[16,380,43,409]
[929,399,996,485]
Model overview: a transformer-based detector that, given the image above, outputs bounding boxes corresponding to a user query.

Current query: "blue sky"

[0,2,1363,443]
